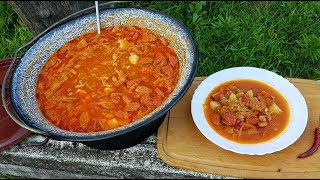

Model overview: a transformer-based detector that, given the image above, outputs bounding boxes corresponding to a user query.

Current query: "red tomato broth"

[36,25,180,133]
[203,79,290,144]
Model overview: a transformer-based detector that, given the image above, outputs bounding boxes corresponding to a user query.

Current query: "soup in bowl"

[203,79,290,144]
[191,67,308,155]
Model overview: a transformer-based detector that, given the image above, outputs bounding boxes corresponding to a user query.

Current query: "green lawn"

[0,173,24,179]
[0,0,319,178]
[1,1,320,80]
[0,2,32,59]
[142,1,320,80]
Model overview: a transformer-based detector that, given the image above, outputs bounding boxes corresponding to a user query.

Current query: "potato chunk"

[129,53,139,65]
[246,90,253,97]
[117,39,128,49]
[108,118,120,129]
[209,101,220,110]
[229,93,237,102]
[269,103,282,114]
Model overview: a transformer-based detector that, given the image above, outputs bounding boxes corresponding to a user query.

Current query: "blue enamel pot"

[2,2,198,150]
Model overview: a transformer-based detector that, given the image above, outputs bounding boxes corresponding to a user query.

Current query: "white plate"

[191,67,308,155]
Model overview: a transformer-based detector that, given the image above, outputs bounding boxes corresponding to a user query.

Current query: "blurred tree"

[9,1,101,36]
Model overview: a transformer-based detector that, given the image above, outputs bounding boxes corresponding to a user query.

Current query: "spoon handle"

[95,1,101,34]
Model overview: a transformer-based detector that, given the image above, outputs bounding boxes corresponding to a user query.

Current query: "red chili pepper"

[297,127,320,158]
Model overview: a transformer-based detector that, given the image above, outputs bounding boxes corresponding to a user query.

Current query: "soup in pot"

[36,25,180,132]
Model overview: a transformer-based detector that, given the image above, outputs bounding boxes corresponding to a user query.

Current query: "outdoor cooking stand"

[1,1,164,150]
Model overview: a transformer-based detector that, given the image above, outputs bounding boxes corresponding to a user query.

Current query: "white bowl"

[191,67,308,155]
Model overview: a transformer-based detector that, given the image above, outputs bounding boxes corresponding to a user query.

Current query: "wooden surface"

[157,77,320,179]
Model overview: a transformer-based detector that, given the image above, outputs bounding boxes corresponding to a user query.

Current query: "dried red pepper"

[297,127,320,158]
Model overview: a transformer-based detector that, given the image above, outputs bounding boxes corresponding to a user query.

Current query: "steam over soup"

[204,79,290,144]
[36,25,180,132]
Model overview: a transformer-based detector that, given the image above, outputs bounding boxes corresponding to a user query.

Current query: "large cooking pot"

[2,2,198,150]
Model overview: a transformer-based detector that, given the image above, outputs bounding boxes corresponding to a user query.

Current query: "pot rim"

[9,5,198,142]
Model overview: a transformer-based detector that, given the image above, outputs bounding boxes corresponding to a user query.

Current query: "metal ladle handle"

[95,1,101,34]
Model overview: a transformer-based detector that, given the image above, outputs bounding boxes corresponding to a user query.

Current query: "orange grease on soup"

[204,79,290,144]
[36,26,180,132]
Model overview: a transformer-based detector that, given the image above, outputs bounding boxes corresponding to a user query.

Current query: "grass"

[141,1,320,80]
[0,1,320,79]
[0,173,25,179]
[0,0,319,178]
[0,1,32,59]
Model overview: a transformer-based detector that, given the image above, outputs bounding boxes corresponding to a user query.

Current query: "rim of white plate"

[191,66,308,155]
